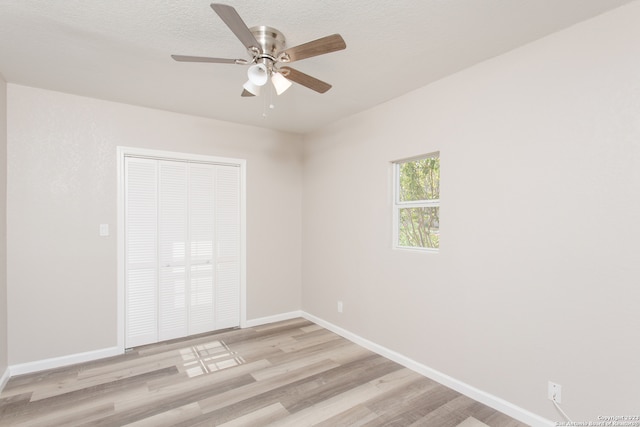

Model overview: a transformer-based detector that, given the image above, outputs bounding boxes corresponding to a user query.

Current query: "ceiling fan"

[172,3,347,97]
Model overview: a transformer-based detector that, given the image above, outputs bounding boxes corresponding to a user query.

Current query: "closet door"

[186,164,241,333]
[124,157,159,348]
[124,157,241,348]
[215,165,241,329]
[188,164,216,335]
[158,161,189,341]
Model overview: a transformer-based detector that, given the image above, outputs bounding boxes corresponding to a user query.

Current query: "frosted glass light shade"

[243,80,261,96]
[247,63,268,86]
[271,72,293,95]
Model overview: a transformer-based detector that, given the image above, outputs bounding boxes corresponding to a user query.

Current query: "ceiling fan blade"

[280,66,332,93]
[171,55,247,64]
[241,89,255,97]
[211,3,261,52]
[279,34,346,63]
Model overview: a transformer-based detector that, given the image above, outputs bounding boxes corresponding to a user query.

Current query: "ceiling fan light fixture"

[247,63,269,86]
[243,80,261,96]
[271,72,292,95]
[172,5,347,101]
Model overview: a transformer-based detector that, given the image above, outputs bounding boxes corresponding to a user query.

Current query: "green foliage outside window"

[397,156,439,249]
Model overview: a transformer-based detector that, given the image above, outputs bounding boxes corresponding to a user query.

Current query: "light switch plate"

[99,224,109,237]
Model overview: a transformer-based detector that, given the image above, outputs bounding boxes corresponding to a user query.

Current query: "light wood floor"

[0,318,529,426]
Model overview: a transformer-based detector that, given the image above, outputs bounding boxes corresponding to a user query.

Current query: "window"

[393,153,440,251]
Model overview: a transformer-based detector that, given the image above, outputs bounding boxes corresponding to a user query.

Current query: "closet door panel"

[215,166,240,328]
[158,161,189,341]
[188,164,216,334]
[125,158,159,348]
[215,261,240,329]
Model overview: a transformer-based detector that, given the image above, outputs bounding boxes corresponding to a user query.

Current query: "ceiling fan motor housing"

[250,26,286,62]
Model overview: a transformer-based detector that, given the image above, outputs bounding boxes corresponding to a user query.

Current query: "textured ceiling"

[0,0,634,134]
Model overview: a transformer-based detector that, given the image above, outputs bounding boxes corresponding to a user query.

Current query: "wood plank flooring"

[0,318,529,426]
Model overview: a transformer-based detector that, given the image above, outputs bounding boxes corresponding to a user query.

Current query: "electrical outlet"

[548,381,561,403]
[337,300,343,313]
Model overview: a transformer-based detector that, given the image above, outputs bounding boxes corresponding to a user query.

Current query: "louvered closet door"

[158,161,189,341]
[215,165,241,329]
[125,157,159,348]
[188,164,216,335]
[125,157,241,348]
[188,164,241,333]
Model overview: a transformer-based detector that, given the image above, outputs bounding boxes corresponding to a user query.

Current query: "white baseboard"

[243,310,303,328]
[9,346,122,377]
[6,312,304,378]
[302,311,554,427]
[0,366,10,393]
[3,311,552,427]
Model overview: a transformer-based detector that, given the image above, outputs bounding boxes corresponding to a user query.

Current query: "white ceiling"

[0,0,634,134]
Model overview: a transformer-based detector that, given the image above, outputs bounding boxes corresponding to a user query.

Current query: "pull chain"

[262,80,275,118]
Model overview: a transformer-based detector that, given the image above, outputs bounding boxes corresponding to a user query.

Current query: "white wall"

[0,74,8,383]
[6,85,303,365]
[302,1,640,422]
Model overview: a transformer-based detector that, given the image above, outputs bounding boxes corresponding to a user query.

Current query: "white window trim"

[392,152,440,253]
[117,146,247,353]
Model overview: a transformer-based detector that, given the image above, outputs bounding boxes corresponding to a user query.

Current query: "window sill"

[393,246,439,254]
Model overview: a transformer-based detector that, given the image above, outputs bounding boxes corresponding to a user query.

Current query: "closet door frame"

[116,146,247,353]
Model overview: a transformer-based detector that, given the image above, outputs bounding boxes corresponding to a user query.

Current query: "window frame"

[392,152,440,253]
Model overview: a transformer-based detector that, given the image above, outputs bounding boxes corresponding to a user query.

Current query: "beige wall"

[4,2,640,421]
[302,2,640,422]
[0,74,7,378]
[6,85,303,365]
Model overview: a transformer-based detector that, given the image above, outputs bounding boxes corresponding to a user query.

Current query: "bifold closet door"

[188,164,241,332]
[125,157,159,348]
[125,157,241,349]
[188,164,216,335]
[214,165,241,329]
[157,160,189,341]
